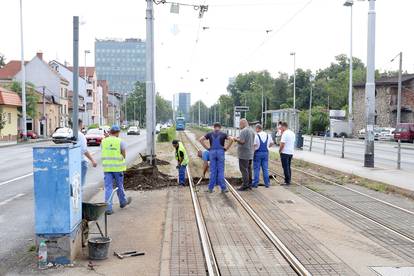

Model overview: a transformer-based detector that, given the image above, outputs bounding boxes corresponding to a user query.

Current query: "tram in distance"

[176,116,186,131]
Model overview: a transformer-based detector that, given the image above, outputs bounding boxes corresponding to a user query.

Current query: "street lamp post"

[290,52,296,110]
[308,75,314,134]
[344,0,354,136]
[364,0,376,168]
[19,0,27,140]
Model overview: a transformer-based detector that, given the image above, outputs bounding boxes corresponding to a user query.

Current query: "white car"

[52,127,73,144]
[358,128,365,139]
[378,128,395,141]
[155,124,161,134]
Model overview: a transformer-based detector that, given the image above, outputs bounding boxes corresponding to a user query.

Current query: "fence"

[304,135,411,170]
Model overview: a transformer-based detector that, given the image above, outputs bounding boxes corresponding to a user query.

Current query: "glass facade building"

[95,38,146,94]
[175,93,191,120]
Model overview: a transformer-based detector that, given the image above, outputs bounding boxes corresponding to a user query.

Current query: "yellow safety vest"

[101,136,126,172]
[175,142,189,166]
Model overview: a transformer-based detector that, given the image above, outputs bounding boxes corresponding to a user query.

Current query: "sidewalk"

[270,147,414,193]
[0,138,51,148]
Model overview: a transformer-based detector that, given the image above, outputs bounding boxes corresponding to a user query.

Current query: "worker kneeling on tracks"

[101,125,131,215]
[199,122,233,193]
[172,140,189,186]
[197,150,209,179]
[253,124,274,188]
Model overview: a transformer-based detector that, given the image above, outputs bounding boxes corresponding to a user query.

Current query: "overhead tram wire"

[236,0,314,68]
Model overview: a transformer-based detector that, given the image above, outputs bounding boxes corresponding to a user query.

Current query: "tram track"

[268,159,414,244]
[179,131,311,276]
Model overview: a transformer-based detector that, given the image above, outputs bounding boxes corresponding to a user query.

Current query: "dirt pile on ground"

[124,159,177,191]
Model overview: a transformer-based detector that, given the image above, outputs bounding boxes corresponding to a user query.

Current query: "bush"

[88,123,100,130]
[157,126,176,142]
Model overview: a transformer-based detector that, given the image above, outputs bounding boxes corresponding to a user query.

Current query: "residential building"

[353,74,414,135]
[97,80,109,125]
[35,90,61,137]
[12,53,70,128]
[95,38,146,94]
[174,93,191,120]
[0,86,21,141]
[49,60,88,124]
[68,66,99,125]
[108,91,122,125]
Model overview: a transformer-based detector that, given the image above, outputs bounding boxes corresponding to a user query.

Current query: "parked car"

[378,128,395,141]
[394,123,414,143]
[155,124,161,134]
[20,130,38,139]
[127,126,140,135]
[52,127,73,144]
[358,128,365,139]
[85,128,106,146]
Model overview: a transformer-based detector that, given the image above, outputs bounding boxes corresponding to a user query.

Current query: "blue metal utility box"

[33,145,82,234]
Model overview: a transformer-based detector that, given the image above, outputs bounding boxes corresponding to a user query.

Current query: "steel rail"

[268,158,414,216]
[269,168,414,244]
[182,131,310,276]
[291,165,414,216]
[225,179,312,276]
[179,132,221,276]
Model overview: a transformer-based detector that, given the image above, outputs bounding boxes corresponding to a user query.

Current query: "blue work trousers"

[81,160,88,187]
[104,172,127,212]
[280,153,293,184]
[208,149,226,191]
[253,152,270,187]
[178,165,187,185]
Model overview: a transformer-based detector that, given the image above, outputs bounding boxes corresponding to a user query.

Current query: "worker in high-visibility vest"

[101,125,131,215]
[172,140,189,186]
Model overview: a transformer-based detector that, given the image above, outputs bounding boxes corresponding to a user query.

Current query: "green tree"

[190,100,208,124]
[0,53,5,68]
[0,107,7,136]
[299,106,329,134]
[9,81,39,119]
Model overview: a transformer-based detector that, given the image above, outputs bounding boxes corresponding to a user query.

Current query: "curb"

[0,139,52,149]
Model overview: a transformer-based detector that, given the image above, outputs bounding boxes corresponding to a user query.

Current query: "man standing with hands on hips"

[233,119,255,191]
[279,122,295,186]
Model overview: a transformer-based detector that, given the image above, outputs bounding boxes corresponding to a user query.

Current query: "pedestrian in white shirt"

[252,124,274,188]
[77,119,97,187]
[279,122,295,185]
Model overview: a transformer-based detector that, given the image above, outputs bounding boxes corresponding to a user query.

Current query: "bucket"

[88,237,111,260]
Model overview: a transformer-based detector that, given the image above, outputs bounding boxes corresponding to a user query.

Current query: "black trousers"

[239,159,252,188]
[280,153,293,184]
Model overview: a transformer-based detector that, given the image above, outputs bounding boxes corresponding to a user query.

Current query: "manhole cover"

[371,267,414,276]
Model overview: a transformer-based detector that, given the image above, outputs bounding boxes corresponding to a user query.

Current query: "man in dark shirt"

[199,122,233,193]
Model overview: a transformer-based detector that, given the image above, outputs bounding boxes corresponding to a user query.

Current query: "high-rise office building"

[173,93,191,120]
[95,38,146,94]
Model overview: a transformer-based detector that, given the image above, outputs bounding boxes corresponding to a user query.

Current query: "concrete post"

[145,0,156,164]
[341,136,345,159]
[364,0,376,168]
[323,134,327,155]
[309,135,313,152]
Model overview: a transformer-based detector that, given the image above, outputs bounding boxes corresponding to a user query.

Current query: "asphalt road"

[303,135,414,170]
[0,132,147,266]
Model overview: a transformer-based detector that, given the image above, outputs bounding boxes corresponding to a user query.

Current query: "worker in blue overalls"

[253,124,274,188]
[199,122,234,193]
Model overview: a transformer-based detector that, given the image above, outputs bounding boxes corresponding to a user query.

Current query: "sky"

[1,0,414,106]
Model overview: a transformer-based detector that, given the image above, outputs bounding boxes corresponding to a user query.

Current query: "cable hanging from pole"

[152,0,208,18]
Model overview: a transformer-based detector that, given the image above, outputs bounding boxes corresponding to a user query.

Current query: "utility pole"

[364,0,376,168]
[133,101,136,123]
[290,52,296,110]
[124,93,127,124]
[146,0,156,164]
[19,0,27,140]
[308,77,313,134]
[344,0,354,136]
[261,85,264,124]
[72,16,79,140]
